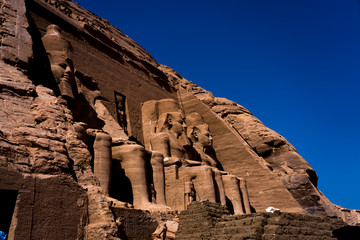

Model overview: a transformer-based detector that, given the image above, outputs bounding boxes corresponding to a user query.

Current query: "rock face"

[0,0,32,67]
[0,0,357,239]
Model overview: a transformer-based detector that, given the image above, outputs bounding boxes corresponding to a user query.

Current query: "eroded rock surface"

[0,0,32,67]
[0,61,119,239]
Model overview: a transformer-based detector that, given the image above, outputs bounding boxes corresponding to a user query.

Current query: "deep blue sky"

[75,0,360,210]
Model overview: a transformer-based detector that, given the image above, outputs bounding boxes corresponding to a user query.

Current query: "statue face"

[62,64,72,82]
[48,56,73,83]
[195,126,213,147]
[168,112,186,135]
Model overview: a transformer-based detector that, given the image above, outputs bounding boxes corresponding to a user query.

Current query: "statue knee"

[238,177,247,187]
[95,132,112,144]
[201,166,214,176]
[112,144,146,168]
[124,144,145,153]
[222,174,238,184]
[113,144,144,155]
[151,151,164,166]
[151,151,164,159]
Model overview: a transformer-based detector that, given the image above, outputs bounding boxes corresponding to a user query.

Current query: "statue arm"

[202,155,218,167]
[150,133,181,166]
[150,132,171,157]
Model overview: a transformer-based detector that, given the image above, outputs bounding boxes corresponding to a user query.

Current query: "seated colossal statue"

[187,112,252,214]
[142,99,252,214]
[146,99,217,204]
[42,24,75,101]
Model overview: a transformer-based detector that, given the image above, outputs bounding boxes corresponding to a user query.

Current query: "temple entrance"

[0,190,18,238]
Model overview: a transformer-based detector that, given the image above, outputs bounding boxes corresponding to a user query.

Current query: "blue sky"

[75,0,360,210]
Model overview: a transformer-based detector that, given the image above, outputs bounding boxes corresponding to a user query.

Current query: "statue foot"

[137,202,172,212]
[106,196,133,208]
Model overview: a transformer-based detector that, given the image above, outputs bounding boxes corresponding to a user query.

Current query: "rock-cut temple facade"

[0,0,359,239]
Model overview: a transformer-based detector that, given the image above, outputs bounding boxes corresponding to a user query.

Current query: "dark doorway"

[0,190,18,238]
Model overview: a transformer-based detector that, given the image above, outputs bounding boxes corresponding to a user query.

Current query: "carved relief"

[43,0,87,22]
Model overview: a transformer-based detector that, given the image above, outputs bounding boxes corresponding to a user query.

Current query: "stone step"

[262,234,336,240]
[263,225,333,237]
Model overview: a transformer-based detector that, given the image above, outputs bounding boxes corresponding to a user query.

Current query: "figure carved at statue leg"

[180,166,216,202]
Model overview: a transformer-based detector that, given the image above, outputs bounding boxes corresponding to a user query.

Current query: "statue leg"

[222,175,245,215]
[185,166,216,203]
[213,169,226,205]
[112,144,150,209]
[239,178,251,214]
[93,132,112,196]
[150,151,166,205]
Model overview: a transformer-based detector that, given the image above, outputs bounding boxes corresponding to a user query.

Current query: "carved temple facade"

[0,0,358,239]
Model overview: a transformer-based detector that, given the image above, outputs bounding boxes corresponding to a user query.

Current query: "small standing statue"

[184,180,195,207]
[115,93,128,133]
[42,24,75,100]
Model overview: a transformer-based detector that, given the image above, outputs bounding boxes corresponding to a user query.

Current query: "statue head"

[189,124,213,148]
[42,24,74,99]
[157,111,186,136]
[46,24,62,34]
[186,112,213,148]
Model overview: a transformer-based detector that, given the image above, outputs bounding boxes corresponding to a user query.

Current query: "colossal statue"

[148,99,217,203]
[187,112,252,214]
[143,99,252,214]
[42,24,75,100]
